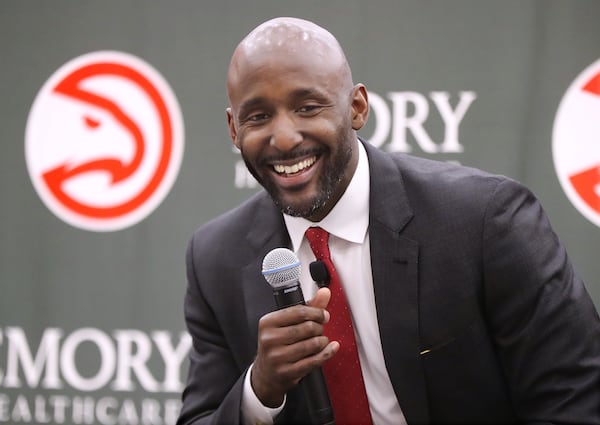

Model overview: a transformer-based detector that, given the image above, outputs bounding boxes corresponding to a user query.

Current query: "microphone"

[309,261,330,287]
[262,248,335,425]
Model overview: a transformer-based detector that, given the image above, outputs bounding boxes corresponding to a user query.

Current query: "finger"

[269,335,330,364]
[308,287,331,309]
[260,303,328,328]
[307,287,331,322]
[252,338,335,401]
[276,340,340,382]
[259,318,325,348]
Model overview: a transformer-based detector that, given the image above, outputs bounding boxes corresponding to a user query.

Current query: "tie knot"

[305,227,330,260]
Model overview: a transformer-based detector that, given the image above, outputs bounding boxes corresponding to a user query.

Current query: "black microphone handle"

[272,284,305,308]
[301,369,335,425]
[272,284,335,425]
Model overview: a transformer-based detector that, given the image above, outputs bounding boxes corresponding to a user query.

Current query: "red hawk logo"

[25,51,184,231]
[553,59,600,227]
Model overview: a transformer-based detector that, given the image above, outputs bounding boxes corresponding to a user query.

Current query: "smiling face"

[226,18,368,222]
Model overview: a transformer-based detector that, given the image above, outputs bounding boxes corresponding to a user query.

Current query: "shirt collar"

[284,140,370,251]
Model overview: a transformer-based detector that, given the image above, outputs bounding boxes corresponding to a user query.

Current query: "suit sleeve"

[482,178,600,423]
[176,237,245,425]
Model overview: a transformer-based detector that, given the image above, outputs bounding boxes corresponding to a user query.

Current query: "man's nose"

[269,113,302,151]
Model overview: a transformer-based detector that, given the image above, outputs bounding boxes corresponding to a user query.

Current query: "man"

[178,17,600,424]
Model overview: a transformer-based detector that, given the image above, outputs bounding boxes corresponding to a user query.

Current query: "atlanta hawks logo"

[553,58,600,228]
[25,51,184,231]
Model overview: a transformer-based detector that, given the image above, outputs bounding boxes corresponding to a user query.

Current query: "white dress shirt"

[242,142,406,425]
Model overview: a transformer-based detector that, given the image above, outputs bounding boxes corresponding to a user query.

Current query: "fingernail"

[323,310,330,323]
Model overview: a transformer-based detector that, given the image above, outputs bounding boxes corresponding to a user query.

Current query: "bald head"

[227,17,353,101]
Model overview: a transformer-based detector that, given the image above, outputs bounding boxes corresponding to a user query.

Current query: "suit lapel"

[365,142,430,424]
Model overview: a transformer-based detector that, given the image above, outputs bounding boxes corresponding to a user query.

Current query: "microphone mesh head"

[262,248,301,289]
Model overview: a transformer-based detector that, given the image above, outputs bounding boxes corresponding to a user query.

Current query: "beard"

[243,133,354,219]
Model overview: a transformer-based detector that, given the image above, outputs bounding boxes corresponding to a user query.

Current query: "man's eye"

[247,113,269,122]
[297,105,320,114]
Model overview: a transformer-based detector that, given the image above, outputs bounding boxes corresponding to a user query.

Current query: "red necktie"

[305,227,373,425]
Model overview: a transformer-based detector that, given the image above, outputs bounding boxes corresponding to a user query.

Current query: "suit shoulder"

[383,152,540,226]
[390,152,522,197]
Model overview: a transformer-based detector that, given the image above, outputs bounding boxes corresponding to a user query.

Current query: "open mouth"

[272,156,317,176]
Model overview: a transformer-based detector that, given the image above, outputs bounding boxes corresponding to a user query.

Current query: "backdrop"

[1,1,599,424]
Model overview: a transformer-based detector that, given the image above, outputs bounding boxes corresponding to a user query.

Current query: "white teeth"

[273,156,316,175]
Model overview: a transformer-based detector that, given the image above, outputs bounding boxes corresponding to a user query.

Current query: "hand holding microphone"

[252,248,336,424]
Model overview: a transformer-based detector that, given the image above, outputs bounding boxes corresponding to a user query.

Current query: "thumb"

[308,287,331,310]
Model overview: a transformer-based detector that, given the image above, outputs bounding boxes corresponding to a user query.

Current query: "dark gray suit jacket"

[178,141,600,424]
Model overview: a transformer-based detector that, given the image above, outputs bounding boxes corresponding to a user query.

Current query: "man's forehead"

[232,18,345,66]
[241,17,336,54]
[227,17,351,105]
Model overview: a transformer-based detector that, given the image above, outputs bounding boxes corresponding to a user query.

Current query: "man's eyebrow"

[289,88,328,101]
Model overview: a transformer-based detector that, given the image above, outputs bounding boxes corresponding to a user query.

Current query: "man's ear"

[226,107,240,149]
[350,84,369,130]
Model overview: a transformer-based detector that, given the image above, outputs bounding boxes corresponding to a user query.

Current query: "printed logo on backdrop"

[233,90,477,188]
[25,51,184,232]
[0,326,191,425]
[553,58,600,228]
